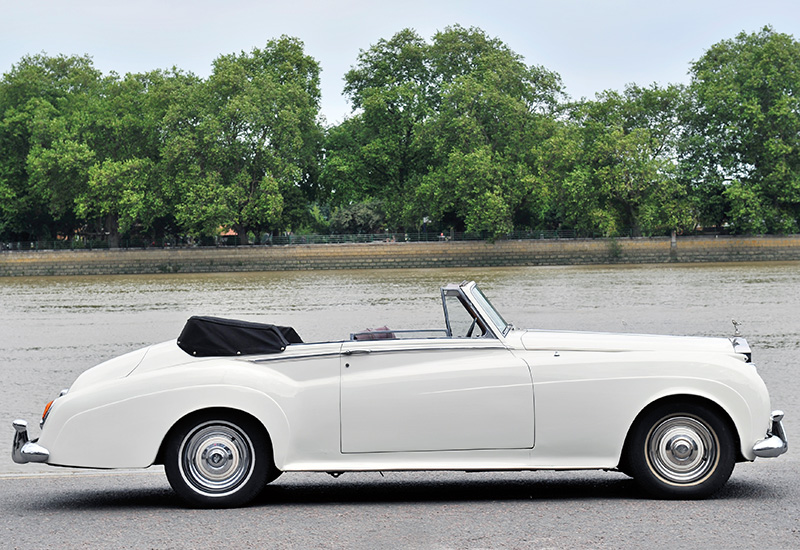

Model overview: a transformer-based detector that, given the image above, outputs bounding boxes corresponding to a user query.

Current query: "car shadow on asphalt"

[10,472,779,512]
[256,473,639,505]
[253,473,780,506]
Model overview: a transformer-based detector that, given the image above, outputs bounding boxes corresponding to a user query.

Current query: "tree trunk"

[105,214,120,248]
[234,224,250,245]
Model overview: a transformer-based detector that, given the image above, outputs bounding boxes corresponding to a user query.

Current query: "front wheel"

[164,412,278,508]
[626,402,736,499]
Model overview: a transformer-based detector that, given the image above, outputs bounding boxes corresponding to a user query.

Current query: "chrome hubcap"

[180,422,254,496]
[647,415,718,485]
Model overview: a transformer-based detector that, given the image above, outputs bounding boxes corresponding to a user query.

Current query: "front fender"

[625,378,769,462]
[529,351,771,466]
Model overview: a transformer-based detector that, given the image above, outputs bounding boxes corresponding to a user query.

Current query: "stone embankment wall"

[2,235,800,277]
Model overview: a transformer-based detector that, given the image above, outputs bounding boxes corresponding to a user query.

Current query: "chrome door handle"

[343,349,372,355]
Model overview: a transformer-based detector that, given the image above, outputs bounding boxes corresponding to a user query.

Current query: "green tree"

[73,69,196,245]
[329,200,386,234]
[321,29,431,226]
[416,26,564,235]
[165,37,322,242]
[324,25,564,237]
[535,85,692,236]
[0,53,101,240]
[685,26,800,233]
[0,53,190,245]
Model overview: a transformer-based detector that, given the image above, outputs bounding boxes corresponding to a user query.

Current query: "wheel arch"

[154,406,276,469]
[618,394,744,474]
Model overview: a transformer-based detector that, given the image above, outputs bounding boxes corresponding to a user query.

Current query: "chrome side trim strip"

[753,410,788,458]
[251,344,507,363]
[251,351,343,363]
[11,420,49,464]
[349,345,507,355]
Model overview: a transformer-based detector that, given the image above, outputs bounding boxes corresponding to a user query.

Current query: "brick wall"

[2,235,799,277]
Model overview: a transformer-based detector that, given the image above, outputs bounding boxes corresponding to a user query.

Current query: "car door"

[340,338,534,453]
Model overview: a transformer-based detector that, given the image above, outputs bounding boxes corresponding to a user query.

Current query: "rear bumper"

[752,410,788,458]
[11,420,49,464]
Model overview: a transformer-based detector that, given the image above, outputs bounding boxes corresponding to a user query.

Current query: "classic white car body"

[13,281,786,505]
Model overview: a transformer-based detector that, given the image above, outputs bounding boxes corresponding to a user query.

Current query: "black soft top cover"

[177,316,302,357]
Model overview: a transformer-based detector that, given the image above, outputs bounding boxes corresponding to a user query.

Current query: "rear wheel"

[626,402,735,499]
[164,412,278,508]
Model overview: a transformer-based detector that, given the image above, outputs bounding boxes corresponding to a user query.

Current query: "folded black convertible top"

[177,316,302,357]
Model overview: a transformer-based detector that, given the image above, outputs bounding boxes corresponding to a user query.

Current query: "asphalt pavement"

[3,265,798,549]
[2,462,797,550]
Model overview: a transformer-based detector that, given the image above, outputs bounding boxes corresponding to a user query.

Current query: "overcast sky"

[3,0,800,124]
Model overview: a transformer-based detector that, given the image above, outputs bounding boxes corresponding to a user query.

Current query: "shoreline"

[2,235,800,277]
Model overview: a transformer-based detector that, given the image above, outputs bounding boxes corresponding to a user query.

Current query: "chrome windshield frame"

[468,284,510,336]
[440,281,509,339]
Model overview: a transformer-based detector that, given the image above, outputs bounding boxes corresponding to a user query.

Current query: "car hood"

[518,329,743,356]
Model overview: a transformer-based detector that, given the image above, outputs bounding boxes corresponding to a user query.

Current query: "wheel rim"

[179,421,255,497]
[646,415,719,485]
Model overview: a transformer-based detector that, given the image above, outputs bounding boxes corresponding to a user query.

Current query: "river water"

[2,263,798,474]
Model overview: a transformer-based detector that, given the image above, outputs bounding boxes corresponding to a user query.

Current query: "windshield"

[470,286,509,334]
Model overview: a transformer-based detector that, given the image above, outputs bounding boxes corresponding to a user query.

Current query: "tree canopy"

[684,26,800,233]
[3,26,800,244]
[323,25,564,235]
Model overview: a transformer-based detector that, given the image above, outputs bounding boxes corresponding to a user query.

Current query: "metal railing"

[1,228,664,252]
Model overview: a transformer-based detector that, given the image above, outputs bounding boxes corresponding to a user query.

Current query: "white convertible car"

[13,281,787,507]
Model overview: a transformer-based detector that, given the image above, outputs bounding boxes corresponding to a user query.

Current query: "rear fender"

[41,382,290,469]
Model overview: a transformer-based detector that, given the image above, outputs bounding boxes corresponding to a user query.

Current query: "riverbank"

[2,235,800,277]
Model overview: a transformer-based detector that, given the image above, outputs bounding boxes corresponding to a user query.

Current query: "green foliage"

[325,25,563,237]
[164,36,321,242]
[322,29,431,228]
[329,200,386,234]
[534,85,693,236]
[0,53,202,243]
[0,54,101,239]
[27,138,96,219]
[3,26,800,243]
[419,26,564,235]
[77,158,159,234]
[685,26,800,233]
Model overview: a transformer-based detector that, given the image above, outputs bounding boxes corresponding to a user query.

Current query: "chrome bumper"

[11,420,49,464]
[752,410,788,458]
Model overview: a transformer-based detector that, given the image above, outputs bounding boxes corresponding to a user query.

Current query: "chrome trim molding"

[343,345,506,356]
[350,329,450,341]
[753,410,788,458]
[251,351,343,363]
[11,420,49,464]
[252,344,506,363]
